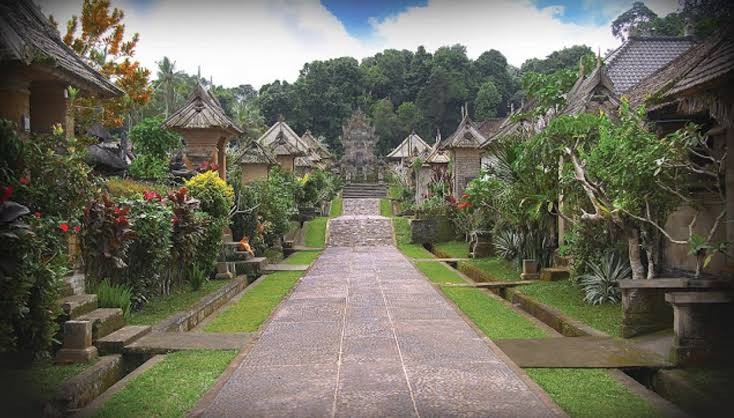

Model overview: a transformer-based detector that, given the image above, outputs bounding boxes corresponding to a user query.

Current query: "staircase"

[342,183,387,199]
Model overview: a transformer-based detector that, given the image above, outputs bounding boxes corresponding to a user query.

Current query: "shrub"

[122,197,173,306]
[128,154,169,181]
[578,254,630,305]
[194,214,225,277]
[168,187,205,291]
[189,266,207,291]
[185,171,234,219]
[96,279,133,317]
[129,116,181,158]
[106,178,168,200]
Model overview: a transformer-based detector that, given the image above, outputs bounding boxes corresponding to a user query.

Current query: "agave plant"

[578,254,631,305]
[493,228,521,262]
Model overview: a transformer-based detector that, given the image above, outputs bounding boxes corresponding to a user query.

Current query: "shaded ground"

[201,199,559,417]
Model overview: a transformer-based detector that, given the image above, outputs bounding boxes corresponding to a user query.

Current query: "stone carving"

[340,110,378,181]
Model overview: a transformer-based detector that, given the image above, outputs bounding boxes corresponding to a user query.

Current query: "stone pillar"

[666,291,734,366]
[0,76,31,131]
[55,320,98,364]
[217,137,226,179]
[620,287,673,338]
[30,81,67,134]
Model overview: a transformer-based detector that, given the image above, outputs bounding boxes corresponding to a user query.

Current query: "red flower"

[73,226,81,233]
[59,223,69,233]
[34,211,41,218]
[143,190,161,201]
[19,177,29,185]
[172,215,179,225]
[0,185,13,203]
[115,215,128,225]
[457,201,470,210]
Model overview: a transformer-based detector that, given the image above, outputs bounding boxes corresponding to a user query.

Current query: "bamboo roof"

[561,63,620,116]
[0,0,122,97]
[438,115,488,150]
[387,131,431,160]
[257,118,308,157]
[162,82,243,135]
[235,140,277,165]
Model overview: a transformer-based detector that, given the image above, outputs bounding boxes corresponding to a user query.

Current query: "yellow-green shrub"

[185,171,234,219]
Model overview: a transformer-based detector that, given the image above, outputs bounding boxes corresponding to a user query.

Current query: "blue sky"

[322,0,427,38]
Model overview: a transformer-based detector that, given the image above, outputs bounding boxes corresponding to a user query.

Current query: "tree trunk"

[645,244,655,279]
[627,228,646,280]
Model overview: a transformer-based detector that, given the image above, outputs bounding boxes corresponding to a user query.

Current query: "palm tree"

[155,57,184,116]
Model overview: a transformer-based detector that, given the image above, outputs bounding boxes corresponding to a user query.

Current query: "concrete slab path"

[201,198,560,417]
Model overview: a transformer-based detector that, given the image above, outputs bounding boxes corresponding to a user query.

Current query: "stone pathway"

[201,199,558,417]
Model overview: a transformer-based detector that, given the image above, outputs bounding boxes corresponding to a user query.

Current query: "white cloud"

[37,0,680,88]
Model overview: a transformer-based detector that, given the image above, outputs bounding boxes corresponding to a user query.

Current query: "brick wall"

[451,148,481,198]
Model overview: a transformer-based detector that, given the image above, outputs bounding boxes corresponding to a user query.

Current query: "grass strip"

[517,280,622,337]
[283,250,321,265]
[461,258,520,282]
[379,198,393,217]
[303,217,327,248]
[415,259,661,417]
[127,279,231,326]
[93,350,236,418]
[203,271,302,333]
[329,197,343,218]
[393,217,435,258]
[526,368,662,418]
[433,240,470,258]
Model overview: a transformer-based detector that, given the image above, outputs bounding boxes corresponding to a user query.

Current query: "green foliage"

[106,178,168,200]
[474,80,501,119]
[329,197,343,218]
[129,116,181,158]
[167,187,206,291]
[194,214,225,277]
[128,154,169,181]
[96,279,133,317]
[300,170,339,207]
[520,45,594,75]
[379,199,393,217]
[303,217,327,248]
[185,171,234,219]
[520,69,578,115]
[578,254,630,305]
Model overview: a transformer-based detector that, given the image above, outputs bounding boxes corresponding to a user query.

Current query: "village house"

[257,116,310,172]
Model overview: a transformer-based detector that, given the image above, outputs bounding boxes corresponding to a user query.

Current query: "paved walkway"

[202,199,558,417]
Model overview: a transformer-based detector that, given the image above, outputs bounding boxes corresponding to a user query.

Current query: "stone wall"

[410,216,456,244]
[452,148,481,198]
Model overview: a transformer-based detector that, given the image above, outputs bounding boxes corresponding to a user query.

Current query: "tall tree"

[155,57,184,117]
[475,80,501,120]
[611,2,659,40]
[58,0,152,128]
[396,101,426,140]
[371,99,399,155]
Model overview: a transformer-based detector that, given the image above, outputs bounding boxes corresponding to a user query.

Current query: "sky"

[38,0,679,88]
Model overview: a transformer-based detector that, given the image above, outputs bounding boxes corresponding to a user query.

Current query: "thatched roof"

[257,118,308,157]
[387,131,431,160]
[301,130,332,160]
[605,36,696,93]
[424,144,450,164]
[0,0,122,97]
[295,156,315,168]
[162,83,243,135]
[235,140,277,165]
[561,63,620,116]
[438,115,488,150]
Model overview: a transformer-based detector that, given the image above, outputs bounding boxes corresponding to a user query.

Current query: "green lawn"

[461,258,520,282]
[393,217,435,258]
[414,259,660,418]
[329,197,343,218]
[517,280,622,336]
[433,240,470,258]
[379,198,393,217]
[303,217,327,248]
[283,250,321,265]
[526,368,662,418]
[93,350,236,418]
[203,271,302,333]
[127,279,232,326]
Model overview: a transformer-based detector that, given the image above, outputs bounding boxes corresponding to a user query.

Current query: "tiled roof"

[605,36,696,93]
[625,32,732,107]
[162,83,243,134]
[387,131,431,159]
[0,0,122,97]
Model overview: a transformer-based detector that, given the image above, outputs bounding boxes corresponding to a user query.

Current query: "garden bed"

[303,217,327,248]
[393,217,435,258]
[127,279,234,327]
[203,271,303,333]
[432,240,521,282]
[414,260,665,418]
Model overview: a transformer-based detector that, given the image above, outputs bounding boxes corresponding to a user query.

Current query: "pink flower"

[73,226,81,233]
[34,211,41,218]
[19,177,29,185]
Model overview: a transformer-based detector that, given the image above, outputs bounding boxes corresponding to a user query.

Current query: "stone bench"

[666,291,734,366]
[618,278,732,338]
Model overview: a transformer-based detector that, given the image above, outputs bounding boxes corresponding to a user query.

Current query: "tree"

[155,57,184,117]
[520,45,594,75]
[58,0,152,128]
[396,101,425,139]
[371,99,399,155]
[475,80,502,119]
[611,2,660,40]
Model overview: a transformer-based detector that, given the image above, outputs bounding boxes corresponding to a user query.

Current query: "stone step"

[95,325,152,355]
[77,308,124,341]
[58,294,98,319]
[539,267,570,281]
